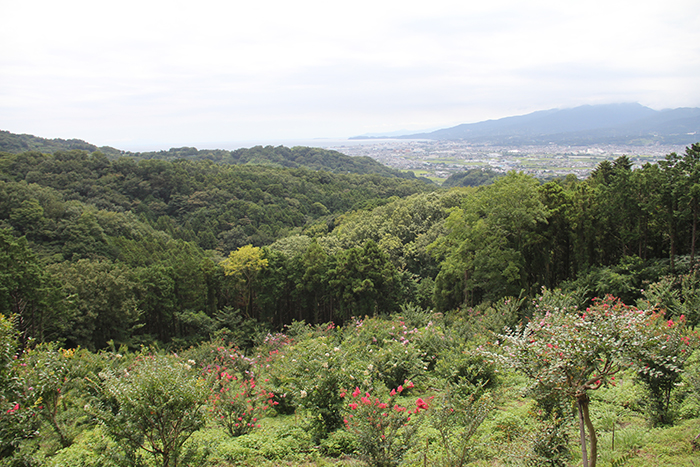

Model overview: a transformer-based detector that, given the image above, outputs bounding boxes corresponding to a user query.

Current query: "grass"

[627,419,700,467]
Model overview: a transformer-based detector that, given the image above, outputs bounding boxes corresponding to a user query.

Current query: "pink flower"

[6,403,19,414]
[352,387,361,397]
[349,403,358,410]
[416,398,429,410]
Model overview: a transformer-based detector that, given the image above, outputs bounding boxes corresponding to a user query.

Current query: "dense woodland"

[2,144,699,347]
[2,142,700,466]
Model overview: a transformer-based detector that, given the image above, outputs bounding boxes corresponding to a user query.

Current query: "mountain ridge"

[0,130,422,181]
[351,103,700,145]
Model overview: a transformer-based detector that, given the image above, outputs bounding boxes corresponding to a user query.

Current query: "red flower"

[415,398,429,410]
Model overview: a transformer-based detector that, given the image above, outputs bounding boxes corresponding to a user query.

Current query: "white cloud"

[1,0,699,148]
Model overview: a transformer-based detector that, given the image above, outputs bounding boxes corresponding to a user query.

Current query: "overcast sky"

[2,0,699,150]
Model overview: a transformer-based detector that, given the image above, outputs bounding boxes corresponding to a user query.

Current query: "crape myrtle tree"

[89,352,207,467]
[491,288,692,467]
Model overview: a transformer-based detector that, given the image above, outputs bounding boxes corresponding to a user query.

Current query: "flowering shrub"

[635,311,696,425]
[209,374,274,437]
[19,343,90,449]
[491,291,691,467]
[342,316,428,389]
[198,344,258,378]
[193,343,275,437]
[0,314,39,460]
[287,338,346,441]
[637,272,700,327]
[369,339,426,390]
[90,353,206,467]
[342,381,427,467]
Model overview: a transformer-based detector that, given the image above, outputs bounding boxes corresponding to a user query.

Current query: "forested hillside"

[0,130,419,180]
[2,144,700,346]
[2,143,700,467]
[131,145,420,180]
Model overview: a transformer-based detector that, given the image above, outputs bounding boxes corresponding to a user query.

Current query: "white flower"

[300,390,308,398]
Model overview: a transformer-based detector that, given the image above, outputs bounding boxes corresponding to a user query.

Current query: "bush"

[45,426,123,467]
[434,348,498,394]
[208,375,273,437]
[428,380,494,467]
[319,429,359,457]
[273,334,348,442]
[89,352,207,467]
[0,314,40,461]
[342,382,426,467]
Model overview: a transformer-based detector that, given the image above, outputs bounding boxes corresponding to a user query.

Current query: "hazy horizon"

[2,0,699,149]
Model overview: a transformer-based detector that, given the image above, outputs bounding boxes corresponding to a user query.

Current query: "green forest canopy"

[0,143,699,348]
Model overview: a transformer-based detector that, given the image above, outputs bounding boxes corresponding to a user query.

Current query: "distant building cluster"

[324,140,687,182]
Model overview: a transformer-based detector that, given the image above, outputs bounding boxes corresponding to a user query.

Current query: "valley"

[325,139,689,182]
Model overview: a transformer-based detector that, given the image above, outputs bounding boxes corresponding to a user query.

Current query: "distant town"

[323,140,690,183]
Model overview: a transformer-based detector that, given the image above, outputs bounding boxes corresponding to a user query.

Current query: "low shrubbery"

[1,285,699,466]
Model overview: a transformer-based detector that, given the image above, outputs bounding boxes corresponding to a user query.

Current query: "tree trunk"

[692,201,697,267]
[578,399,589,467]
[670,228,676,274]
[577,393,597,467]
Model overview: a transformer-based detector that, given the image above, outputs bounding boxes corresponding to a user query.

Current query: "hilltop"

[0,130,420,181]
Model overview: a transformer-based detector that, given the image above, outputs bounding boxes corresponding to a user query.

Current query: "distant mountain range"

[351,103,700,145]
